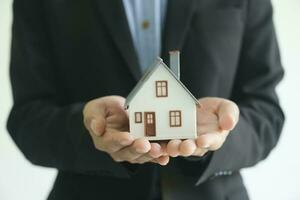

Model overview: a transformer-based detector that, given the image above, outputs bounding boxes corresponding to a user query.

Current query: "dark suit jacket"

[7,0,284,199]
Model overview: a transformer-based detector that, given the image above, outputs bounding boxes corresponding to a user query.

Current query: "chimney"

[169,51,180,80]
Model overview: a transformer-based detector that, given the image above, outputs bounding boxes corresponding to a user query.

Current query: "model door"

[144,112,156,136]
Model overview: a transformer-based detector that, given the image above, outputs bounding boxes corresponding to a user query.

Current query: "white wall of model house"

[127,61,197,140]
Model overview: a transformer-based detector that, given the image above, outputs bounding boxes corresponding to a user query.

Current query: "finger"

[148,143,164,158]
[105,108,129,131]
[83,99,107,136]
[150,159,160,165]
[155,156,170,166]
[179,139,197,157]
[133,143,163,164]
[196,131,229,151]
[111,146,141,162]
[159,142,169,156]
[111,138,151,162]
[197,123,219,135]
[90,118,106,136]
[197,108,218,125]
[133,154,155,164]
[192,148,208,157]
[166,139,182,157]
[218,100,239,131]
[132,138,152,154]
[97,131,133,153]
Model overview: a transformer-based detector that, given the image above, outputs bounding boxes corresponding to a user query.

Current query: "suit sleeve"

[7,0,131,178]
[183,0,285,185]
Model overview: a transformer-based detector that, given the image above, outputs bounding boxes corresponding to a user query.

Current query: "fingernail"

[202,144,210,149]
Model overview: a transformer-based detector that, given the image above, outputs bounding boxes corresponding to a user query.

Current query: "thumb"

[218,100,239,131]
[90,117,106,136]
[83,98,108,136]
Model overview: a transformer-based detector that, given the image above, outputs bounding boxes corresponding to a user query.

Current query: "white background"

[0,0,299,199]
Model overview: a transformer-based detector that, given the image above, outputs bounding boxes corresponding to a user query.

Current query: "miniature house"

[124,51,199,140]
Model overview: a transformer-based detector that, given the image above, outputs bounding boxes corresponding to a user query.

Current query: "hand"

[83,96,169,165]
[166,97,239,157]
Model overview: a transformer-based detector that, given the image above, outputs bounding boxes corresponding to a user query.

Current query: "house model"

[124,51,199,140]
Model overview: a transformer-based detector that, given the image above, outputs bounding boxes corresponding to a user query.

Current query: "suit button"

[217,172,221,176]
[224,171,232,175]
[213,170,233,178]
[142,20,150,29]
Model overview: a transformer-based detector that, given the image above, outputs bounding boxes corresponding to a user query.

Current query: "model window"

[156,81,168,97]
[135,112,142,123]
[169,111,182,127]
[146,113,154,124]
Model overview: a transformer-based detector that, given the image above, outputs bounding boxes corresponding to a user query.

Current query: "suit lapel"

[94,0,197,79]
[161,0,197,64]
[94,0,141,80]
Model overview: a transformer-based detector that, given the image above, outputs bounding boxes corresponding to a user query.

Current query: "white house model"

[124,51,199,140]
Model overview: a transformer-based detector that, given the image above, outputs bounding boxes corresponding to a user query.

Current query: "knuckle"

[102,134,111,144]
[128,147,139,155]
[127,156,137,163]
[106,145,121,154]
[112,136,124,147]
[94,141,111,153]
[93,142,103,151]
[144,152,153,159]
[115,152,134,162]
[111,155,123,162]
[134,158,147,164]
[128,160,138,164]
[136,160,146,164]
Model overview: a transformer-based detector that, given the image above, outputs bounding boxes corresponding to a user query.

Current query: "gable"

[125,58,199,109]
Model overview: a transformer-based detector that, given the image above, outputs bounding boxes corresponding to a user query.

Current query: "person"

[7,0,284,199]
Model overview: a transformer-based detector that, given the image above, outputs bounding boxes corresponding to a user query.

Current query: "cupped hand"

[83,96,169,165]
[166,97,239,157]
